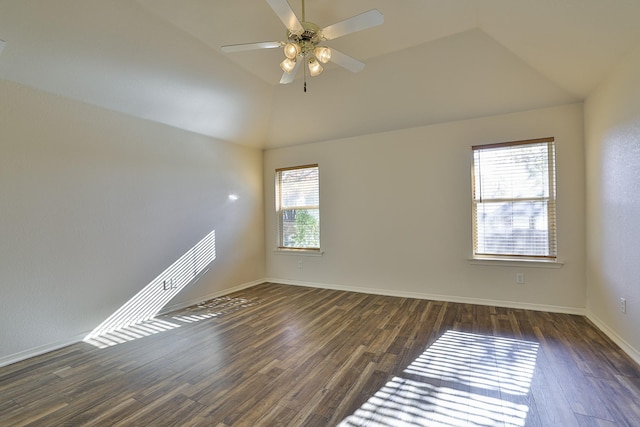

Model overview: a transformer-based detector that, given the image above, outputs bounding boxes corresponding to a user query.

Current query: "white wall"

[585,43,640,362]
[0,80,265,364]
[265,104,586,312]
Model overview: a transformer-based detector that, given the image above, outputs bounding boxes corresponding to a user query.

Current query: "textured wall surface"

[585,42,640,360]
[0,81,265,363]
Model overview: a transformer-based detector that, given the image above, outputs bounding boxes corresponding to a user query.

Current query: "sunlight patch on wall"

[339,330,539,427]
[84,229,216,348]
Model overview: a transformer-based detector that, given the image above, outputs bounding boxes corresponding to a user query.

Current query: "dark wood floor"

[1,282,639,426]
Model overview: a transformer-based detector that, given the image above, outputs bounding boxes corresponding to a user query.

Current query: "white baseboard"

[0,333,87,368]
[0,278,267,368]
[265,278,586,315]
[586,311,640,366]
[5,278,637,371]
[267,278,640,365]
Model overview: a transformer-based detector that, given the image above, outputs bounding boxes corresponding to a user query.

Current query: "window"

[275,164,320,250]
[472,138,556,260]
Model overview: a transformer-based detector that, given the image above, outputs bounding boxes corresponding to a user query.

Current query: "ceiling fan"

[221,0,384,90]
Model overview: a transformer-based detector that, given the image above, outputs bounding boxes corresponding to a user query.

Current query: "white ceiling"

[1,0,639,148]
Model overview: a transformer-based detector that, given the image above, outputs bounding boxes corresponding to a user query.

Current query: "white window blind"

[472,138,557,259]
[276,164,320,250]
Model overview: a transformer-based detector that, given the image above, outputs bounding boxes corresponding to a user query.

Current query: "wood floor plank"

[528,340,581,427]
[1,282,639,426]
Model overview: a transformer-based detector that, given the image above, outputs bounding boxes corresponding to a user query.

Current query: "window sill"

[468,257,564,268]
[274,248,324,257]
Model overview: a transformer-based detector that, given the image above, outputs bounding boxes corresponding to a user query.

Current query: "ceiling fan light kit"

[307,57,322,76]
[281,20,329,78]
[284,42,301,59]
[280,57,297,73]
[221,0,383,91]
[314,46,331,64]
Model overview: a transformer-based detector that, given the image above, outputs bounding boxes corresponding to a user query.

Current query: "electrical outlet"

[163,278,175,290]
[516,273,525,285]
[620,298,627,314]
[297,260,303,269]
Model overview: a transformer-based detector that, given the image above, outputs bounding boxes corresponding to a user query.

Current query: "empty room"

[1,0,640,425]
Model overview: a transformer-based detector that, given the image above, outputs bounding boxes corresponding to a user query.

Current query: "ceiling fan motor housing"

[288,21,323,54]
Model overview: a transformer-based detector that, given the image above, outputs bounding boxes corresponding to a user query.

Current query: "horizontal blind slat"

[472,140,557,258]
[276,165,320,249]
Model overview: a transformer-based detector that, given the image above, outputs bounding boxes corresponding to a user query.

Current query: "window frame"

[471,137,557,261]
[275,164,321,253]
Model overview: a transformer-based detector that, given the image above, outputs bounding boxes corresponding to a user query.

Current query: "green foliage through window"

[276,165,320,250]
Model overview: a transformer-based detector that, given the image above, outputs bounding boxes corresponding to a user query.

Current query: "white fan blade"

[321,9,384,41]
[221,41,283,53]
[266,0,304,34]
[280,59,301,84]
[329,48,365,73]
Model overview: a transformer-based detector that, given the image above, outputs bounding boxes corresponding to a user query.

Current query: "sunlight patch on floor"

[339,330,539,427]
[83,318,182,348]
[83,295,258,349]
[172,296,257,323]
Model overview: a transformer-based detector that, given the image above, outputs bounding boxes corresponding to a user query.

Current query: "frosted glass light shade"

[280,58,297,73]
[308,58,323,76]
[314,46,331,63]
[284,42,300,59]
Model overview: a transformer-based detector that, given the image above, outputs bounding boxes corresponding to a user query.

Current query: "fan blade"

[329,48,365,73]
[321,9,384,41]
[221,41,283,53]
[266,0,304,34]
[280,59,301,84]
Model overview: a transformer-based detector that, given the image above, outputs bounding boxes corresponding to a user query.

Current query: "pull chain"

[303,52,308,92]
[302,0,307,93]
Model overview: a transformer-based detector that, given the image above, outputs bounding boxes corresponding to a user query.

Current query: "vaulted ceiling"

[1,0,639,148]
